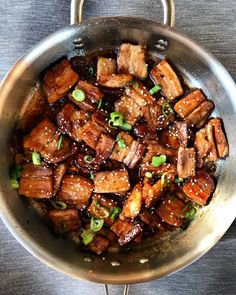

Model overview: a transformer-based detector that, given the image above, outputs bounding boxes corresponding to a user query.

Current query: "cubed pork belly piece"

[91,110,116,135]
[94,169,130,193]
[53,163,67,196]
[177,147,196,179]
[175,122,188,147]
[43,59,79,104]
[125,81,155,107]
[110,131,134,162]
[140,162,177,177]
[142,179,164,208]
[58,175,93,209]
[207,118,229,158]
[88,194,117,226]
[117,44,148,79]
[185,101,214,128]
[28,198,49,220]
[194,127,212,167]
[160,128,180,150]
[97,57,116,77]
[182,171,215,205]
[56,103,90,142]
[69,80,104,112]
[111,218,143,246]
[49,209,80,234]
[18,163,53,198]
[205,121,218,162]
[157,196,189,226]
[87,235,109,255]
[133,122,158,140]
[139,209,166,231]
[120,184,142,219]
[115,95,143,125]
[95,134,116,165]
[123,141,146,169]
[23,119,72,164]
[79,121,105,149]
[142,142,178,164]
[150,60,183,100]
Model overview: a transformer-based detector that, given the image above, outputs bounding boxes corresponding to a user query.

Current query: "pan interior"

[0,17,236,284]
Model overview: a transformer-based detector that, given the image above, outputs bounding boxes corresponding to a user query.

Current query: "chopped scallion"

[108,112,132,132]
[152,154,166,167]
[185,207,197,220]
[116,135,126,149]
[57,134,64,150]
[97,99,103,109]
[162,102,174,118]
[10,178,19,189]
[145,171,153,178]
[32,152,41,166]
[120,122,132,131]
[88,66,94,77]
[81,229,96,245]
[90,173,95,180]
[175,177,184,184]
[109,207,121,220]
[90,216,104,232]
[149,85,162,95]
[10,165,22,189]
[72,88,86,102]
[84,155,94,163]
[51,200,67,210]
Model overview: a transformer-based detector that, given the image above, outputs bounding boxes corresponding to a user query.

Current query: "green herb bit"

[152,154,167,167]
[51,200,67,210]
[185,207,197,220]
[97,99,103,109]
[116,136,126,149]
[81,229,96,245]
[120,122,132,131]
[149,85,162,95]
[72,88,86,102]
[57,134,64,150]
[32,152,41,166]
[175,177,184,184]
[90,216,104,232]
[109,207,121,220]
[162,102,174,118]
[90,173,95,180]
[110,112,124,121]
[88,66,94,77]
[10,178,19,189]
[10,165,22,189]
[145,171,153,178]
[84,155,94,163]
[94,202,110,218]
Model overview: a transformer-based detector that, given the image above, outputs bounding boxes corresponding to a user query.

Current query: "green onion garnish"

[10,178,20,189]
[90,173,95,179]
[97,99,103,109]
[57,134,64,150]
[162,102,174,118]
[93,201,110,218]
[110,112,124,121]
[109,207,121,220]
[152,154,166,167]
[185,207,197,220]
[72,88,86,102]
[120,122,132,131]
[116,135,126,149]
[84,155,94,163]
[51,200,67,210]
[81,229,96,245]
[10,165,23,189]
[175,177,184,184]
[32,152,41,166]
[90,216,104,232]
[149,85,162,95]
[108,112,132,131]
[145,171,153,178]
[88,66,94,77]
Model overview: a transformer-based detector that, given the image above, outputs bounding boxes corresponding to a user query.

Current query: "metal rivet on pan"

[110,260,121,267]
[155,39,168,51]
[73,37,85,48]
[83,257,92,262]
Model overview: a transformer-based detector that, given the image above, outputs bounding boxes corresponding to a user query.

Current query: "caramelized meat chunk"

[157,196,188,226]
[142,179,164,208]
[58,175,93,209]
[79,121,105,149]
[140,162,177,177]
[95,133,116,165]
[123,141,146,169]
[49,209,80,234]
[43,59,79,104]
[160,128,180,150]
[134,123,158,139]
[185,101,214,128]
[94,169,130,193]
[120,184,142,219]
[23,119,72,164]
[97,57,116,77]
[150,60,183,100]
[91,110,115,135]
[117,44,148,79]
[110,131,134,162]
[53,163,67,196]
[88,235,109,255]
[88,194,116,226]
[139,209,166,231]
[207,118,229,158]
[177,147,196,178]
[142,142,178,164]
[194,127,212,167]
[18,163,53,198]
[125,82,155,107]
[56,103,90,142]
[111,218,142,245]
[182,171,215,205]
[175,122,188,147]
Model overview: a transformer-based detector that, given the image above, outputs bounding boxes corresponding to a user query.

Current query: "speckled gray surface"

[0,1,235,294]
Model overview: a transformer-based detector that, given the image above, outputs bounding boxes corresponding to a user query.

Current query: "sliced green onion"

[88,66,94,77]
[109,207,121,220]
[149,85,162,95]
[116,135,126,149]
[92,202,110,218]
[90,216,104,232]
[10,165,22,189]
[81,229,96,245]
[152,154,166,167]
[32,152,41,166]
[51,200,67,210]
[162,102,174,118]
[57,134,64,150]
[185,207,197,220]
[126,81,139,88]
[120,122,132,131]
[90,173,95,180]
[97,99,103,109]
[72,88,86,102]
[145,171,153,178]
[110,112,124,121]
[84,155,94,163]
[175,177,184,184]
[111,117,124,127]
[10,178,19,189]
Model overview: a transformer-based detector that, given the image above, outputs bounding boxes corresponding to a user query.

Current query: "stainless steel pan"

[0,0,236,290]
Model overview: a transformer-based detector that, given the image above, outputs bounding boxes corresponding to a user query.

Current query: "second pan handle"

[70,0,175,27]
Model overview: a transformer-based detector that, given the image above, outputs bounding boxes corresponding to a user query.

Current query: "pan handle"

[104,284,129,295]
[70,0,175,27]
